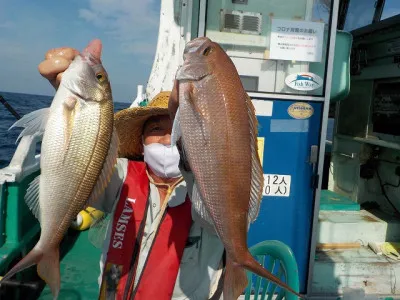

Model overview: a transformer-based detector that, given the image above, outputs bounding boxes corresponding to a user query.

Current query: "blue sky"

[2,0,399,103]
[0,0,161,103]
[381,0,400,20]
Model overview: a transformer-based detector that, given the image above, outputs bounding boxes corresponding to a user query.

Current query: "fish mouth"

[59,56,89,98]
[178,38,213,81]
[80,52,101,67]
[81,39,102,66]
[183,37,214,58]
[175,64,210,81]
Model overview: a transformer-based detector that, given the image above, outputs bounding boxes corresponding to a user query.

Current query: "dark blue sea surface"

[0,91,129,169]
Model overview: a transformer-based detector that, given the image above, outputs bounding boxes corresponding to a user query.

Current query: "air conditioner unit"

[220,9,262,35]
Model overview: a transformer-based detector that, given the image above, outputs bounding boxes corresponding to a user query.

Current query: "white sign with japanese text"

[263,174,291,197]
[269,19,325,62]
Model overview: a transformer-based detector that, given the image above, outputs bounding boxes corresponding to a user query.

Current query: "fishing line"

[0,95,21,120]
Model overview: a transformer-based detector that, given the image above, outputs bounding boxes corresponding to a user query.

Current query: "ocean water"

[0,91,335,170]
[0,91,129,169]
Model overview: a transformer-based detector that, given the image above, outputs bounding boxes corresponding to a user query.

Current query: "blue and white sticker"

[285,72,323,91]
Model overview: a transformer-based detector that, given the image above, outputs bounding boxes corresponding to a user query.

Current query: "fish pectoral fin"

[9,107,50,143]
[25,175,41,220]
[37,247,60,299]
[62,96,80,156]
[246,96,264,224]
[223,256,248,300]
[63,96,77,110]
[86,127,119,208]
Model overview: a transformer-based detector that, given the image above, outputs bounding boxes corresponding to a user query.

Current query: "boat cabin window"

[343,0,377,32]
[203,0,334,96]
[381,0,400,20]
[342,0,400,31]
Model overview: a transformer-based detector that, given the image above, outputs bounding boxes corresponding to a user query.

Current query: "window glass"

[343,0,376,32]
[326,118,335,141]
[381,0,400,20]
[205,0,334,96]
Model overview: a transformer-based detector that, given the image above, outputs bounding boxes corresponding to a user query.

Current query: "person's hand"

[38,47,79,90]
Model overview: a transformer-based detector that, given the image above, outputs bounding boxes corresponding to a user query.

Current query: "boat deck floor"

[38,229,101,300]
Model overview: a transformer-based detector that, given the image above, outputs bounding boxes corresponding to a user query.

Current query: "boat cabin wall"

[329,13,400,219]
[147,0,341,295]
[146,0,200,100]
[146,0,336,101]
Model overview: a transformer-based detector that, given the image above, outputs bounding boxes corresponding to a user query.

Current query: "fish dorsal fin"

[25,175,41,220]
[86,127,119,207]
[246,96,264,223]
[9,108,50,142]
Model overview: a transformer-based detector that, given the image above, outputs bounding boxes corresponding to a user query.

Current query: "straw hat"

[115,91,171,159]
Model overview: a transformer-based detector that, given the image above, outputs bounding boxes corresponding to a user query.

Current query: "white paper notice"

[263,174,291,197]
[269,19,325,62]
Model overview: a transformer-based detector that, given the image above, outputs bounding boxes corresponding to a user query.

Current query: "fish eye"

[96,72,105,82]
[203,47,212,56]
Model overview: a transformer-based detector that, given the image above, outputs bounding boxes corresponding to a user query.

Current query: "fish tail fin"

[223,256,248,300]
[242,251,305,299]
[0,245,60,300]
[0,245,43,281]
[37,247,60,300]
